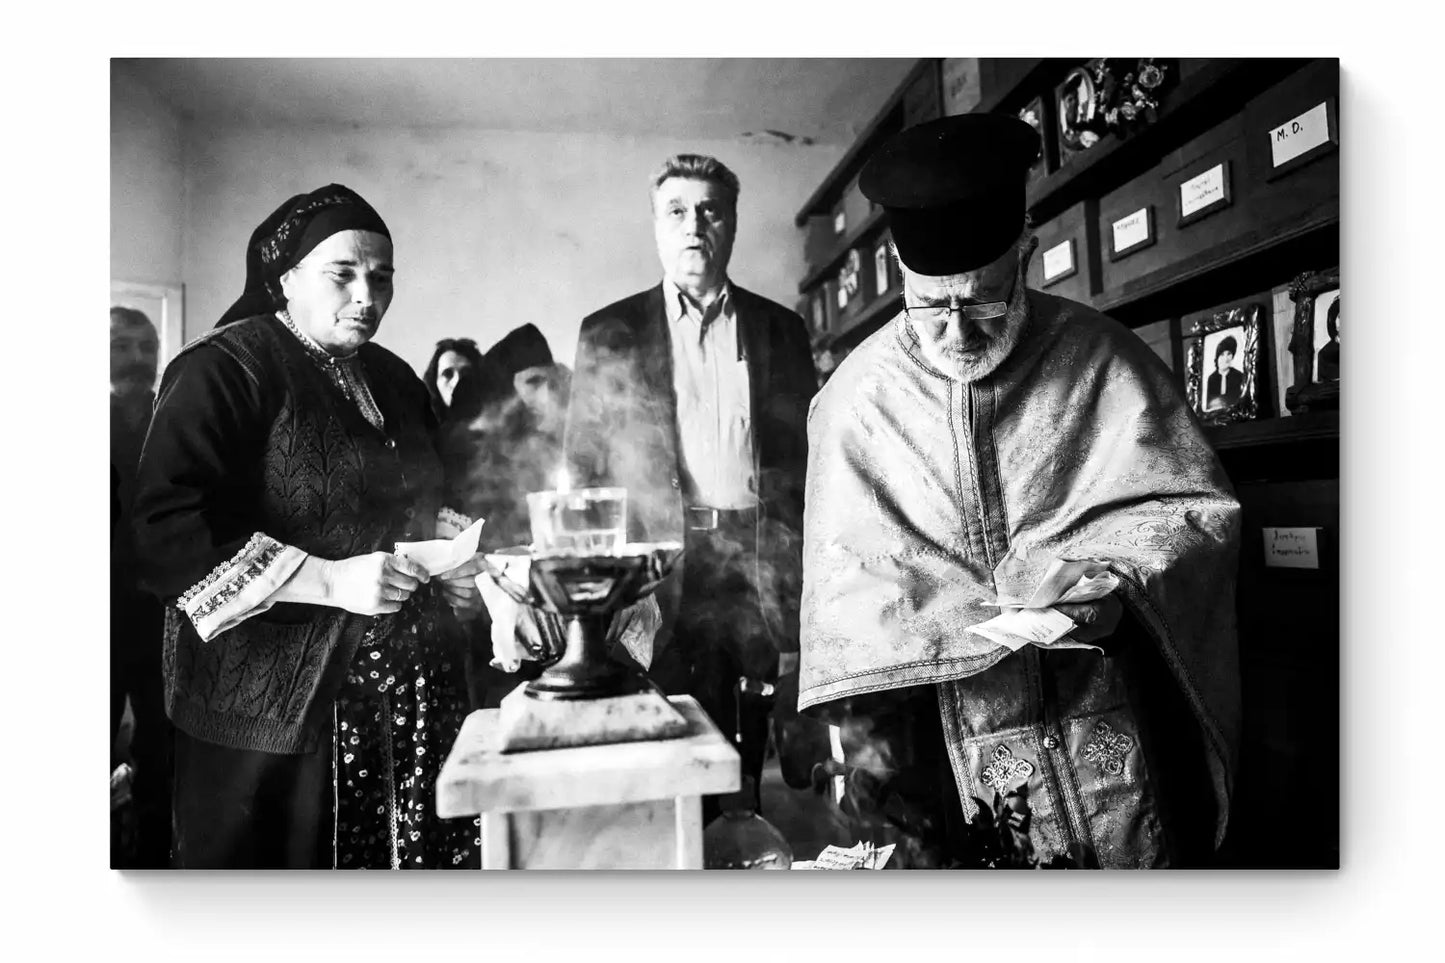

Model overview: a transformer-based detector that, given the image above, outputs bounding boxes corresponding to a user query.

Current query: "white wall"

[182,124,845,371]
[111,63,186,286]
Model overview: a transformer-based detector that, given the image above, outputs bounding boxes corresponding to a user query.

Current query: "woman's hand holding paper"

[437,553,486,620]
[324,552,430,616]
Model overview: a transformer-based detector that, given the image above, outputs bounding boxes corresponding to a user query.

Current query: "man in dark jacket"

[565,154,817,814]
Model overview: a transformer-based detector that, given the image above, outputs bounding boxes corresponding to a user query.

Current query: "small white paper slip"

[797,842,896,870]
[969,607,1076,652]
[1042,240,1074,280]
[1270,102,1331,168]
[1112,207,1151,253]
[1180,164,1227,218]
[394,518,485,577]
[1263,527,1321,569]
[1056,571,1121,604]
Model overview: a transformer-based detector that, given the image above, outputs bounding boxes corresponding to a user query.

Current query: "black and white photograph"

[1185,305,1265,424]
[1287,265,1342,411]
[1315,288,1340,382]
[1204,327,1247,411]
[103,54,1345,882]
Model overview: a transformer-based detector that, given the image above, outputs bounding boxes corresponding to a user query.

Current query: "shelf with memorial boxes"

[797,58,1338,395]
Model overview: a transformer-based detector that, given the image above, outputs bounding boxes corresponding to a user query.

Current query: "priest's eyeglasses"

[902,299,1011,323]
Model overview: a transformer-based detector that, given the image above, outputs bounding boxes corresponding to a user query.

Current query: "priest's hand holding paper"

[1054,596,1123,645]
[969,556,1124,654]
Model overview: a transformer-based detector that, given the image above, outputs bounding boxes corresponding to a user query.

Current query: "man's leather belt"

[685,505,758,532]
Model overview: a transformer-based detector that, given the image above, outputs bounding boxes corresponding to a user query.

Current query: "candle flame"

[555,466,571,493]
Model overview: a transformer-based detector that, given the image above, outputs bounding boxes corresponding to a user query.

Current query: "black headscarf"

[483,324,553,380]
[216,184,391,328]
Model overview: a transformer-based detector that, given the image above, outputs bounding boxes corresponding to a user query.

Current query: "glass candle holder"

[526,486,628,556]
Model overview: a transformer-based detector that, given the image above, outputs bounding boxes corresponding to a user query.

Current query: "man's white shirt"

[665,278,757,510]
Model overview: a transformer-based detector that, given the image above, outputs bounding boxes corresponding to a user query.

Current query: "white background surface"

[6,3,1435,959]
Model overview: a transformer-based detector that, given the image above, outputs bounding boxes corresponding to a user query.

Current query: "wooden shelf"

[1206,410,1338,451]
[1102,209,1338,327]
[818,285,901,351]
[1025,59,1310,226]
[798,207,888,293]
[794,60,930,226]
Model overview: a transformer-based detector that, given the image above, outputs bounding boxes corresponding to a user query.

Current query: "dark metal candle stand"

[480,542,688,752]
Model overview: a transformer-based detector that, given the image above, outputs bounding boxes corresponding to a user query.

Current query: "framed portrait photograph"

[1285,267,1341,412]
[1056,65,1101,156]
[1185,304,1265,425]
[1019,95,1046,177]
[873,240,892,298]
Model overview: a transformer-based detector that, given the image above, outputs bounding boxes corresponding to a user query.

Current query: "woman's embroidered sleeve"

[133,341,290,638]
[176,532,308,641]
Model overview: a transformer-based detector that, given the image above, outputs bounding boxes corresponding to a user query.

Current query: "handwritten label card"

[1263,527,1321,569]
[942,58,983,115]
[1270,102,1332,169]
[1042,239,1075,282]
[1111,207,1153,256]
[1179,163,1229,221]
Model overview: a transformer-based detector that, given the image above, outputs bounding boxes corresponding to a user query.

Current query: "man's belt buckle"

[686,506,720,531]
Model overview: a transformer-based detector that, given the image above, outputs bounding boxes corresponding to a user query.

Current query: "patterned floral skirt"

[332,587,480,869]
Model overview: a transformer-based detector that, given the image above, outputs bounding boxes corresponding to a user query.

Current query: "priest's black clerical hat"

[859,113,1041,275]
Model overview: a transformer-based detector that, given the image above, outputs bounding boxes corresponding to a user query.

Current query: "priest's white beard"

[924,256,1032,384]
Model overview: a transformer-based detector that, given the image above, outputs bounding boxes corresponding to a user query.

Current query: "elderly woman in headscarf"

[133,184,483,869]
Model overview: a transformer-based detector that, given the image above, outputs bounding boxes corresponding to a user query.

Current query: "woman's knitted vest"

[164,316,442,754]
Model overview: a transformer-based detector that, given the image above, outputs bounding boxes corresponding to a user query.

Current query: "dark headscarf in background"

[216,184,391,328]
[483,323,553,381]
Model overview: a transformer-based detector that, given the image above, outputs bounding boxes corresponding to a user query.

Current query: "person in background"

[1317,296,1340,382]
[110,305,172,868]
[492,324,571,448]
[800,114,1242,868]
[443,324,570,708]
[1206,335,1244,411]
[133,184,483,869]
[564,154,817,818]
[422,337,486,420]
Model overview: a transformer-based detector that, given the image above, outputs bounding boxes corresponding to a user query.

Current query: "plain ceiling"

[118,58,917,144]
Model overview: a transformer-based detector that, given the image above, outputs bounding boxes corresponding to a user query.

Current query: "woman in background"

[134,184,483,869]
[422,336,486,420]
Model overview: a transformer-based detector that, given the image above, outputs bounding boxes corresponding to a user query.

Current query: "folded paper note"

[793,842,896,870]
[969,607,1078,651]
[395,518,485,577]
[969,556,1117,652]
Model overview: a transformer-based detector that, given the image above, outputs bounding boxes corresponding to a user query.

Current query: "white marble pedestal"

[437,695,739,869]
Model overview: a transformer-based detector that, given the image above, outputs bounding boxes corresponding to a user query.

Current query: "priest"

[798,114,1242,868]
